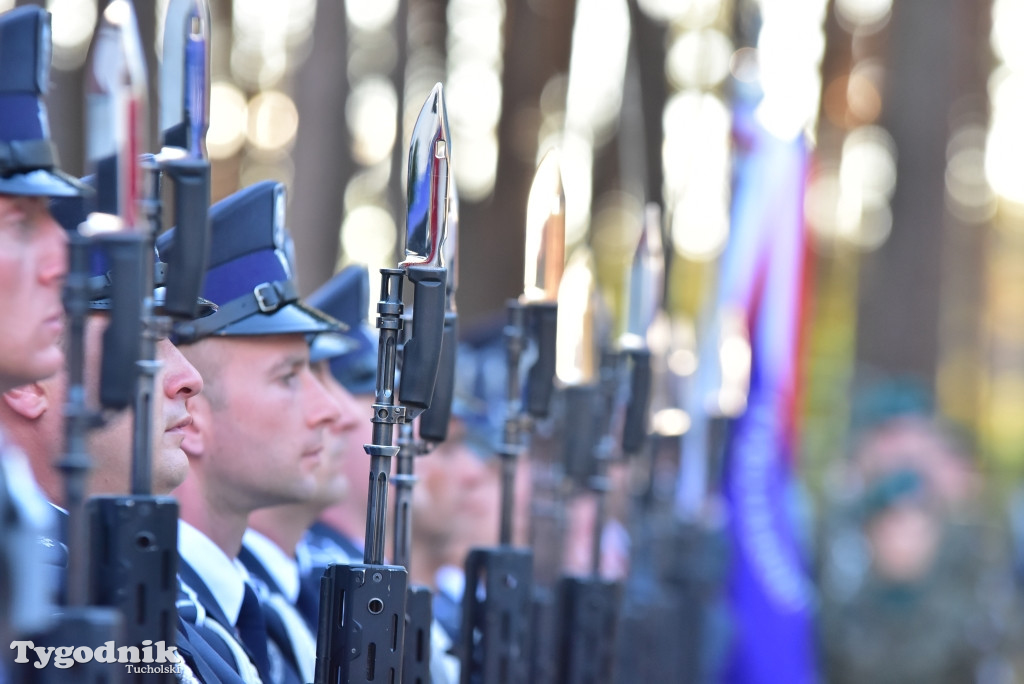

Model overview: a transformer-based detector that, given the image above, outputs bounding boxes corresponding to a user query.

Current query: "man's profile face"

[0,194,67,392]
[184,334,341,512]
[412,419,493,547]
[308,360,361,508]
[85,316,204,495]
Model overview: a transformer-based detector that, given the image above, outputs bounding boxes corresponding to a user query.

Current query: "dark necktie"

[296,570,321,633]
[235,583,272,681]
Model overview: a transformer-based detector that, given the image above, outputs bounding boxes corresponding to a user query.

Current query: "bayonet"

[522,150,565,418]
[623,204,664,349]
[159,0,210,157]
[402,83,450,270]
[398,82,450,417]
[156,0,212,319]
[555,249,599,387]
[522,150,565,304]
[85,0,147,232]
[620,204,664,455]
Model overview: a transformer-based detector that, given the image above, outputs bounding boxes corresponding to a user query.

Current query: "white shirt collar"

[242,528,300,603]
[435,564,465,600]
[178,520,250,624]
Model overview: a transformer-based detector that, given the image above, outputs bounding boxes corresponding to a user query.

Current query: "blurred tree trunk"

[458,0,577,330]
[288,0,351,295]
[855,0,956,389]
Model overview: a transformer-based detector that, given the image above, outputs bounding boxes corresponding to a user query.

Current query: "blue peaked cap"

[157,181,344,342]
[307,264,378,395]
[0,7,90,198]
[450,318,508,459]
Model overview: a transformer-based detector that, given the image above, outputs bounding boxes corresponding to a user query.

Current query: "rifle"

[519,247,618,684]
[552,365,621,684]
[315,83,450,684]
[610,204,694,683]
[457,151,564,684]
[554,202,667,683]
[81,3,211,682]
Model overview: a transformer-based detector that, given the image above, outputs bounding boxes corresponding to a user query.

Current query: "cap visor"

[310,331,358,363]
[327,324,379,394]
[217,300,347,338]
[0,169,92,198]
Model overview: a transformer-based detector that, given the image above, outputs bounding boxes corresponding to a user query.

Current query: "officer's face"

[182,334,341,511]
[0,194,67,393]
[308,360,361,507]
[412,419,494,549]
[85,316,204,495]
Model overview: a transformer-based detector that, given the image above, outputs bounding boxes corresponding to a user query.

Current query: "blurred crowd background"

[12,0,1024,680]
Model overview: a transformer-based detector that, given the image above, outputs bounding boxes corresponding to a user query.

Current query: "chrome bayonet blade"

[623,203,664,346]
[444,181,459,307]
[160,0,211,158]
[521,149,565,303]
[403,83,450,268]
[555,247,599,386]
[85,0,149,231]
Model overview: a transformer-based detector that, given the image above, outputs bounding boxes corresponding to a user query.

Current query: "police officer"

[161,181,346,684]
[0,179,254,683]
[243,265,369,640]
[0,180,207,548]
[0,4,90,658]
[818,391,1024,684]
[0,180,206,558]
[239,268,366,679]
[410,345,502,643]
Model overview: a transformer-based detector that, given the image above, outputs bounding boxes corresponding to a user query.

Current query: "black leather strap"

[173,279,298,343]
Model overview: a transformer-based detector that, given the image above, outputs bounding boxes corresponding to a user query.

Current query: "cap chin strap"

[0,138,55,175]
[172,279,298,344]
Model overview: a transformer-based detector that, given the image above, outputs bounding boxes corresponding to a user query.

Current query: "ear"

[181,393,211,460]
[3,383,49,420]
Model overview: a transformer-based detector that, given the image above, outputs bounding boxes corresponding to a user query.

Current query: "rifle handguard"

[161,158,210,318]
[621,349,652,455]
[314,563,408,684]
[460,546,534,684]
[525,302,558,418]
[87,494,180,681]
[563,385,601,485]
[418,311,457,443]
[403,586,433,683]
[99,233,146,410]
[555,577,622,684]
[398,265,446,418]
